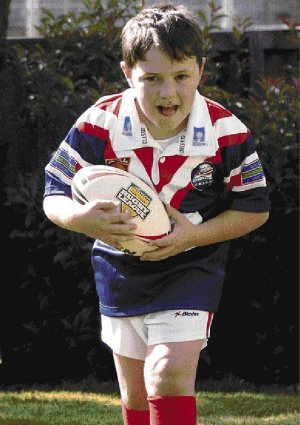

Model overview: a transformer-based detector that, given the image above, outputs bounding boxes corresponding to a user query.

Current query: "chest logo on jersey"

[105,158,131,172]
[193,127,205,146]
[191,162,216,191]
[117,184,151,220]
[122,116,132,136]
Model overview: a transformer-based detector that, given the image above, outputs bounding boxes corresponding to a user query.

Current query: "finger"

[147,237,169,248]
[91,199,121,210]
[97,208,134,225]
[110,223,137,233]
[108,216,137,228]
[140,249,170,261]
[165,204,183,221]
[109,234,137,242]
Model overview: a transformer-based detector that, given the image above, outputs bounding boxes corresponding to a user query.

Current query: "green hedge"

[0,1,298,386]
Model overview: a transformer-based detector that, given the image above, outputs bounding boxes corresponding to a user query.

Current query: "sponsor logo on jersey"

[122,116,132,136]
[178,132,187,154]
[141,126,147,145]
[191,161,216,190]
[172,311,200,317]
[117,184,151,219]
[105,157,130,172]
[193,127,205,146]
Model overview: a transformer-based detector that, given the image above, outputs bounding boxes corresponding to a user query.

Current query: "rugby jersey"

[44,88,270,316]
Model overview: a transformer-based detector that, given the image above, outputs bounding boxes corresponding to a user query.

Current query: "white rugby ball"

[71,165,171,256]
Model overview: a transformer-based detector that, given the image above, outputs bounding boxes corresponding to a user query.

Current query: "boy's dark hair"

[121,3,203,68]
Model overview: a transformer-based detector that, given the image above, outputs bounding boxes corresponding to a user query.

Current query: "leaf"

[60,76,75,91]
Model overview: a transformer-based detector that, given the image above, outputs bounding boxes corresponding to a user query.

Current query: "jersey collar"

[111,89,218,157]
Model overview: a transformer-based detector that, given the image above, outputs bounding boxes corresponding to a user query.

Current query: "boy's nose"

[159,79,176,98]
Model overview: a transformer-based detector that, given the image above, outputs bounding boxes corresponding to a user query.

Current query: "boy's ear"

[199,57,206,79]
[120,61,133,87]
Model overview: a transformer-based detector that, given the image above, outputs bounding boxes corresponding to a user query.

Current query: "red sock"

[122,403,150,425]
[148,396,197,425]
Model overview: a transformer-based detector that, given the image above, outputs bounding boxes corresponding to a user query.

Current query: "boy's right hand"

[73,199,137,249]
[43,196,137,250]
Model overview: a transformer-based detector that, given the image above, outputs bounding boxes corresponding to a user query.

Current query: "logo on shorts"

[172,311,200,317]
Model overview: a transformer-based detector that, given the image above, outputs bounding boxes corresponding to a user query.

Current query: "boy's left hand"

[139,205,196,261]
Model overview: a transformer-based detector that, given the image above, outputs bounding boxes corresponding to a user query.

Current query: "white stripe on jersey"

[214,115,248,138]
[46,140,92,185]
[182,211,203,225]
[76,105,117,130]
[224,152,266,192]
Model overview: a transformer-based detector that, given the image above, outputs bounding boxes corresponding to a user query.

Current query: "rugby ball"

[71,165,171,256]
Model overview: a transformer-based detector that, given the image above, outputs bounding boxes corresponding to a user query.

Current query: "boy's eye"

[176,74,188,81]
[144,76,159,82]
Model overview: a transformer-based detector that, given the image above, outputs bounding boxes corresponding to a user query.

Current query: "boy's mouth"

[158,105,178,116]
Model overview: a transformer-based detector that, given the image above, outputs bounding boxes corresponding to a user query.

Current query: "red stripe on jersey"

[206,312,214,338]
[133,147,155,183]
[77,122,109,140]
[134,151,189,196]
[104,138,117,160]
[218,131,250,148]
[206,149,222,164]
[95,93,122,114]
[204,97,232,125]
[226,173,242,190]
[75,162,82,172]
[170,181,194,209]
[111,97,122,116]
[156,156,188,192]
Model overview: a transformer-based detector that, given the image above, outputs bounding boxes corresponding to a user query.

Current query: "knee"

[121,385,149,410]
[145,355,192,396]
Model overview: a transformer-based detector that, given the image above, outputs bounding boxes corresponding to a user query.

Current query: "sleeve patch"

[241,159,264,185]
[48,147,77,179]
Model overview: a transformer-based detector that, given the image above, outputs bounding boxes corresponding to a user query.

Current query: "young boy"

[43,4,270,425]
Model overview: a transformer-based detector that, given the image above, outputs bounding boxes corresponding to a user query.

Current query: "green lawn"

[0,386,299,425]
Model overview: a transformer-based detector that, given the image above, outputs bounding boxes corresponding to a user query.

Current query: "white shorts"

[101,310,214,360]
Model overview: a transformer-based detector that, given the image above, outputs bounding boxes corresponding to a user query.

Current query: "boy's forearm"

[194,210,269,246]
[43,195,80,231]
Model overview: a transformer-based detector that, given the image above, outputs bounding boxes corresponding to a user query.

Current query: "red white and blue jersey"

[44,89,270,317]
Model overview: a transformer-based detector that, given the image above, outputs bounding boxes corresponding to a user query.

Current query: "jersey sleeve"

[222,134,270,212]
[44,111,107,198]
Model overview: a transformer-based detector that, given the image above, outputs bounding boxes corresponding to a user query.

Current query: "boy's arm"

[140,207,269,261]
[43,195,137,248]
[183,208,269,247]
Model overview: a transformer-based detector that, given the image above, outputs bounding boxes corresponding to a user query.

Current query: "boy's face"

[121,47,205,139]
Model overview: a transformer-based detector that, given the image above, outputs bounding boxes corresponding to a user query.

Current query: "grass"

[0,379,299,425]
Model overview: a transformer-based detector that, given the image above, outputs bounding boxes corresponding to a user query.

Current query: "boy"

[43,4,270,425]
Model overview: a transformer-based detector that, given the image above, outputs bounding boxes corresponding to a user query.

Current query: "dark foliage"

[0,0,11,39]
[0,1,298,387]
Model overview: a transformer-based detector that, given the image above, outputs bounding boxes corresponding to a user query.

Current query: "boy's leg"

[113,353,150,425]
[144,340,205,425]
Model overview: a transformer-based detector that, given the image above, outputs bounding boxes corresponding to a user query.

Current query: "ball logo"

[117,184,151,219]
